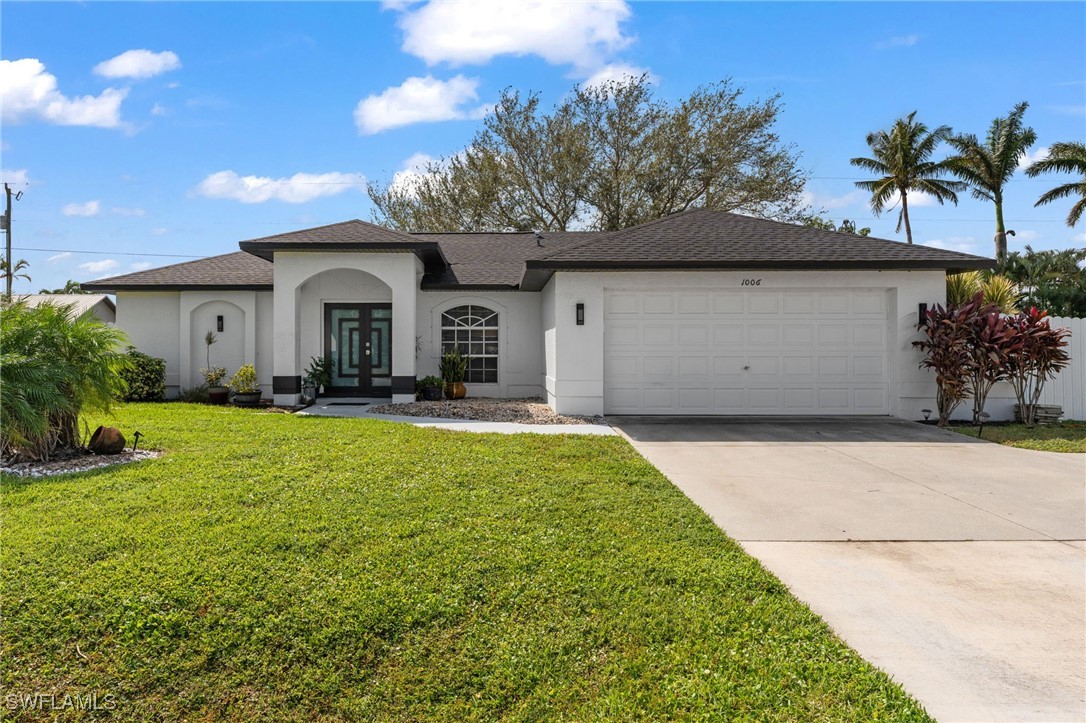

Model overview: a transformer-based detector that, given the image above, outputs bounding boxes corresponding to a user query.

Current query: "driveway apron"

[614,417,1086,723]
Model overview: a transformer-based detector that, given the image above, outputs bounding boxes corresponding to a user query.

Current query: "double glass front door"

[324,303,392,396]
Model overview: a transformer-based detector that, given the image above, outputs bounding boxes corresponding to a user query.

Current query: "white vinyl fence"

[1038,316,1085,420]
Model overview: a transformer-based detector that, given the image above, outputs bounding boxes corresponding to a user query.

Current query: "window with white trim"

[441,305,498,383]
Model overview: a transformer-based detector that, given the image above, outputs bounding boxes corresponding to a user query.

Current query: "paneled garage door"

[604,289,890,415]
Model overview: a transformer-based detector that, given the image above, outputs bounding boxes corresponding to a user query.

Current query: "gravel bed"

[370,397,606,425]
[1,449,161,479]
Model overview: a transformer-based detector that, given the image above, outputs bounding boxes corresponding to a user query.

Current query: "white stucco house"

[83,209,992,417]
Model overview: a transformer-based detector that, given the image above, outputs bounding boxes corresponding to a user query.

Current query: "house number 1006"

[740,279,762,286]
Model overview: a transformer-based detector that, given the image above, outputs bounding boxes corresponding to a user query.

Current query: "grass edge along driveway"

[1,404,931,721]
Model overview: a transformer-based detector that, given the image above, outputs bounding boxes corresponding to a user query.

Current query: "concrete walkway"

[298,399,616,435]
[613,417,1086,723]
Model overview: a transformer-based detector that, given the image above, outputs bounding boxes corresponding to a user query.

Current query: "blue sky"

[1,1,1083,294]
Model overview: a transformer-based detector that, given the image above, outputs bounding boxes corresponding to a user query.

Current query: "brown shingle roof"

[81,251,272,291]
[80,210,993,292]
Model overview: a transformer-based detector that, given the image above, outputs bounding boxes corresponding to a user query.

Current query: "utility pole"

[3,183,12,298]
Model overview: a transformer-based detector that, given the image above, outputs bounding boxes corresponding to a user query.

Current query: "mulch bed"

[370,397,605,425]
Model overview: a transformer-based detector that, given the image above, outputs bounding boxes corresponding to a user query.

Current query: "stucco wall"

[416,290,545,398]
[116,291,182,395]
[543,269,950,418]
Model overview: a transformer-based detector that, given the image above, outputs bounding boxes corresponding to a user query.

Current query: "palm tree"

[946,102,1037,260]
[1025,141,1086,227]
[850,111,964,244]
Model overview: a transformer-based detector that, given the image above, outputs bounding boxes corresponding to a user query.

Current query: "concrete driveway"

[614,417,1086,723]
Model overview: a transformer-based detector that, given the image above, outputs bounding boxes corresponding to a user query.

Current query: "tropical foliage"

[119,348,167,402]
[1003,308,1071,427]
[1025,141,1086,227]
[369,76,808,232]
[945,271,1018,312]
[38,279,90,294]
[850,111,963,244]
[0,300,130,461]
[913,299,977,426]
[801,214,871,235]
[946,102,1037,259]
[228,363,259,394]
[0,257,31,294]
[997,246,1086,318]
[439,347,468,383]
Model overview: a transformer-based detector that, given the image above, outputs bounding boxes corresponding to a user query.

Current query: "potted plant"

[418,375,444,401]
[229,363,262,407]
[439,347,468,400]
[303,355,336,402]
[202,366,229,404]
[202,331,230,404]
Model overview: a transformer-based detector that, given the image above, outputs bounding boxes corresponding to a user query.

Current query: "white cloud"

[194,170,362,204]
[1015,229,1039,242]
[0,59,128,129]
[923,236,983,255]
[1074,232,1086,243]
[582,63,654,90]
[130,261,152,271]
[1017,146,1049,171]
[391,0,633,72]
[47,252,72,263]
[111,206,146,216]
[150,103,168,116]
[802,189,866,211]
[884,189,939,209]
[876,34,919,49]
[389,152,437,196]
[150,227,168,236]
[79,259,119,273]
[0,168,29,185]
[94,50,181,80]
[62,200,101,217]
[354,75,488,134]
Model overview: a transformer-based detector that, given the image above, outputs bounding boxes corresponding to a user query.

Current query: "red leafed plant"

[912,297,978,427]
[1004,307,1072,427]
[962,293,1020,424]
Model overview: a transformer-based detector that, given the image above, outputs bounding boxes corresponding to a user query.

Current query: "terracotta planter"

[208,386,230,405]
[233,391,262,407]
[444,381,466,400]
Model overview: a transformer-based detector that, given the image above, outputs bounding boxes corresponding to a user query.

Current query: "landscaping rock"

[370,397,604,425]
[89,426,126,455]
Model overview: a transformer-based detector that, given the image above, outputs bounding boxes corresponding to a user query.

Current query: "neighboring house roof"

[81,210,993,292]
[16,293,116,316]
[82,251,273,291]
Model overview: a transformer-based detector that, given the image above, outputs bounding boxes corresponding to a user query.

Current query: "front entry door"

[324,303,392,397]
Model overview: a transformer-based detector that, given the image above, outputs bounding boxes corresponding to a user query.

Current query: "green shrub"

[120,348,166,402]
[439,347,467,383]
[0,300,130,460]
[228,363,258,393]
[177,384,210,403]
[418,375,444,388]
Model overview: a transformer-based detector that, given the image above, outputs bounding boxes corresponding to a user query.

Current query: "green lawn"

[949,419,1086,453]
[1,404,929,721]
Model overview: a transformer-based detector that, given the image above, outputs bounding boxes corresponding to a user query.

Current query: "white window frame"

[440,304,499,384]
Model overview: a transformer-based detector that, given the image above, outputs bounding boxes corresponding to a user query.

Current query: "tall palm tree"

[945,102,1037,260]
[1025,141,1086,227]
[850,111,964,244]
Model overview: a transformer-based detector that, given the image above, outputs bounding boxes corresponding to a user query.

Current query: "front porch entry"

[324,303,392,397]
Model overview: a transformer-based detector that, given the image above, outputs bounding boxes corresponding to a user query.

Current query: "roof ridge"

[241,218,420,245]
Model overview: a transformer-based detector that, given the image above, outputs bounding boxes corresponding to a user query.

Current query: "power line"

[13,247,205,259]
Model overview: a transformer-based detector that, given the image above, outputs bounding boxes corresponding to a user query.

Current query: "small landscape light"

[922,409,932,422]
[977,411,991,438]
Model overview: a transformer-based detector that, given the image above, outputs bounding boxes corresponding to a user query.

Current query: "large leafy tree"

[1025,141,1086,227]
[368,76,808,232]
[946,102,1037,260]
[998,245,1086,317]
[849,111,963,245]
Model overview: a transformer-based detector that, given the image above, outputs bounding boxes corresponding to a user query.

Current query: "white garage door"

[604,289,890,415]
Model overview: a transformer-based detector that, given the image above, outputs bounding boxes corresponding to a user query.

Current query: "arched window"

[441,305,498,383]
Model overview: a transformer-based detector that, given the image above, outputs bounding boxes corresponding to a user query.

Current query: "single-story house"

[82,209,992,417]
[18,293,117,323]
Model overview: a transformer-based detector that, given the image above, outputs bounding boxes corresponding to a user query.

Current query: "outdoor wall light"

[575,303,584,326]
[917,303,928,329]
[217,315,224,332]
